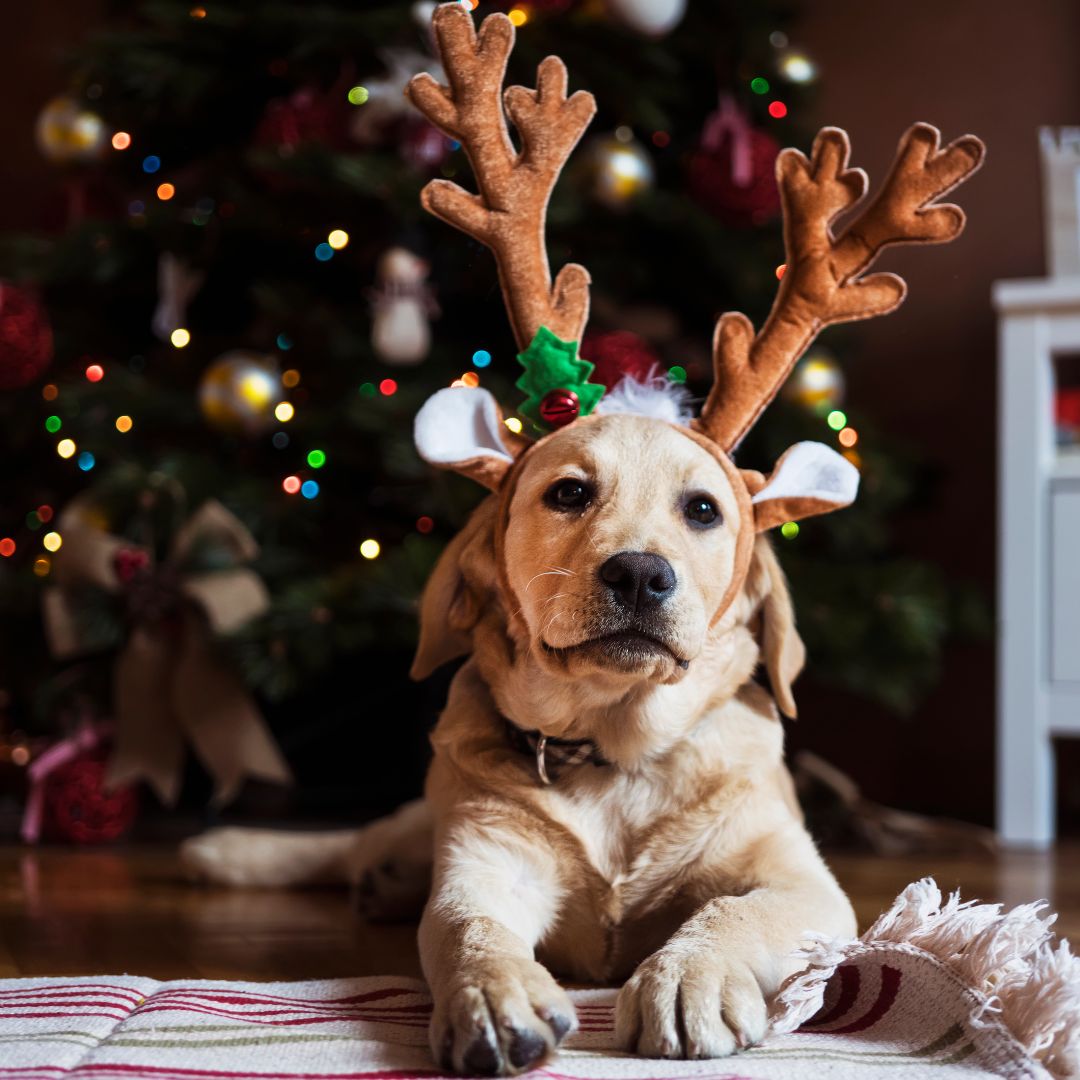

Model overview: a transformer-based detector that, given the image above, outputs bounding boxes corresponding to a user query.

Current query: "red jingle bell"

[539,388,580,429]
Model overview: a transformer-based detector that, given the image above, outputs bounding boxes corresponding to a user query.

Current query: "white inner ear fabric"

[751,441,859,505]
[414,387,514,466]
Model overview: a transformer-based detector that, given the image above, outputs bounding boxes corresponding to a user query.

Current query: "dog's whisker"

[540,591,591,610]
[525,570,575,593]
[541,592,572,609]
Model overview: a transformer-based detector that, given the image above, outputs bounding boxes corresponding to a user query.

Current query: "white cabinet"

[995,278,1080,847]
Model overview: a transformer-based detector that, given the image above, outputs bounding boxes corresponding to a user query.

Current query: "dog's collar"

[503,718,609,785]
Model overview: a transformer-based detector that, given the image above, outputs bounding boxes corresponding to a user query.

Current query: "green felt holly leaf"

[516,327,605,431]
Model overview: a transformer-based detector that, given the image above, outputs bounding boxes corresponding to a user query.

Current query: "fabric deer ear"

[745,537,806,718]
[415,387,525,491]
[411,497,499,680]
[747,441,859,533]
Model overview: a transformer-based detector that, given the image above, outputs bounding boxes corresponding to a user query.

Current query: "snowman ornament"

[371,247,438,366]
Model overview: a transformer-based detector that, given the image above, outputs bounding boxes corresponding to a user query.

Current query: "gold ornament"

[782,351,845,413]
[584,134,654,208]
[198,351,282,434]
[35,96,108,164]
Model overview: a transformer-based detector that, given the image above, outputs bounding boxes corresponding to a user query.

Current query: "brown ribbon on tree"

[42,498,292,806]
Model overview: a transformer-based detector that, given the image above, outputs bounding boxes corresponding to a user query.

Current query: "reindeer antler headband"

[409,2,984,514]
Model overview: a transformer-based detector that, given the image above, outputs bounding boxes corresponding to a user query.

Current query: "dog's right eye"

[544,478,592,511]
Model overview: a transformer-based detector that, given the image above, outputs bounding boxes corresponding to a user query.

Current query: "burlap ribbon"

[43,499,292,806]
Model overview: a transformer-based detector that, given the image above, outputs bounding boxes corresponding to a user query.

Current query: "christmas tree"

[0,0,987,830]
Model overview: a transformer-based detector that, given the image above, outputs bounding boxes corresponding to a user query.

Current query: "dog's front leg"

[420,819,575,1076]
[615,828,854,1059]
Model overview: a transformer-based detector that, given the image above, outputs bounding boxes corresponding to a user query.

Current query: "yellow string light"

[327,229,349,250]
[274,401,295,422]
[56,439,76,459]
[171,328,191,348]
[359,539,380,560]
[42,531,63,552]
[504,417,523,434]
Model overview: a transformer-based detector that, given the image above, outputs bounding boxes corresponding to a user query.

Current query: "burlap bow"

[43,498,292,806]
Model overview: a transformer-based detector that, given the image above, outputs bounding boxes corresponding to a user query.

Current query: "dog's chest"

[537,773,726,981]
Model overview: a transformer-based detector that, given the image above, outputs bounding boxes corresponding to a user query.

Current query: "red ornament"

[400,119,451,171]
[582,330,661,391]
[44,749,138,845]
[1057,387,1080,428]
[113,547,151,585]
[0,283,53,391]
[539,388,580,428]
[688,97,781,227]
[254,87,349,152]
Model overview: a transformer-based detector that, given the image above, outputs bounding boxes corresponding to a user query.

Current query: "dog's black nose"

[599,552,676,613]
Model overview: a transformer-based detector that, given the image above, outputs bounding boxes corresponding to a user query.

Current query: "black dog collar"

[503,718,609,785]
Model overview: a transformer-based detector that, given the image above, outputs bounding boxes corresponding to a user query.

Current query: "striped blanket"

[0,881,1075,1080]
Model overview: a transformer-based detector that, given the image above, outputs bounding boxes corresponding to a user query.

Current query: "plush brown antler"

[406,4,597,351]
[698,124,985,451]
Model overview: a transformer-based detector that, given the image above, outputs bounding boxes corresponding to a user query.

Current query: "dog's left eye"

[684,496,721,528]
[545,478,593,511]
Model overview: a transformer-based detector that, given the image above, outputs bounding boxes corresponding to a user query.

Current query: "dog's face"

[502,415,750,684]
[411,386,859,718]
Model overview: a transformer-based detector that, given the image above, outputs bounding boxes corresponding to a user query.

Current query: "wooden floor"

[0,843,1077,980]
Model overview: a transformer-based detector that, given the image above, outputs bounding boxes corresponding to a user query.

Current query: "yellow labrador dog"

[186,404,856,1072]
[184,5,984,1075]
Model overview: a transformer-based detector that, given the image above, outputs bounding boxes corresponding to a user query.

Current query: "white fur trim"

[414,387,513,467]
[751,441,859,507]
[594,370,695,426]
[770,878,1080,1078]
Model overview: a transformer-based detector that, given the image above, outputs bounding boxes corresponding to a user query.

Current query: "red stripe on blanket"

[135,997,434,1015]
[53,1066,442,1080]
[801,964,860,1028]
[148,988,418,1008]
[0,1001,134,1014]
[0,985,144,1001]
[134,1001,433,1018]
[0,1011,131,1020]
[822,965,901,1035]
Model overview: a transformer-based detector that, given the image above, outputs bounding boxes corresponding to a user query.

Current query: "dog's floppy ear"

[415,387,526,492]
[411,497,499,680]
[745,537,806,718]
[743,442,859,533]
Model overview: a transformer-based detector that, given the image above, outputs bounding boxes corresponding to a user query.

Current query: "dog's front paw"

[431,956,576,1076]
[615,943,767,1059]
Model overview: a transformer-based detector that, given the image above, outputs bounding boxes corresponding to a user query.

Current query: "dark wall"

[4,1,1079,826]
[789,0,1080,825]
